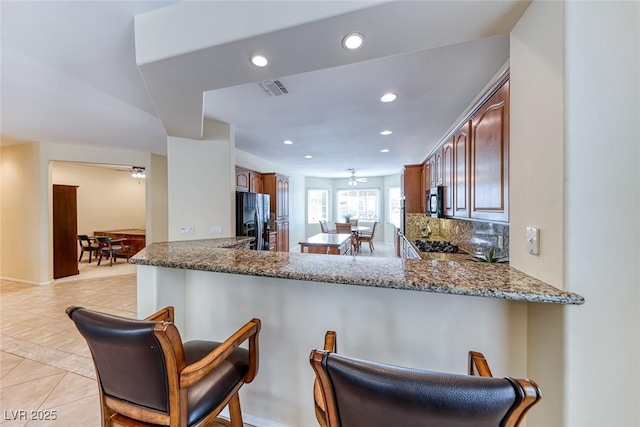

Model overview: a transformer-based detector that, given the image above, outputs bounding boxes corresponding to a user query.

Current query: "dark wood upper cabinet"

[421,162,430,213]
[453,120,471,218]
[236,166,263,193]
[403,164,425,214]
[251,171,263,193]
[235,167,250,192]
[429,156,436,188]
[471,79,509,222]
[442,139,454,216]
[263,173,289,252]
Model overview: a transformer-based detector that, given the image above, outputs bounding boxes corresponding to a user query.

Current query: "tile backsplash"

[405,214,509,258]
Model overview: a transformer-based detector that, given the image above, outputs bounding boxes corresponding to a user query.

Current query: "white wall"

[564,2,640,426]
[147,153,168,243]
[167,120,235,241]
[0,143,47,284]
[509,2,565,425]
[0,141,166,284]
[52,162,146,236]
[510,1,564,285]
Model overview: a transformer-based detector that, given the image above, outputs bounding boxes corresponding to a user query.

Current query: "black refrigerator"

[236,192,270,250]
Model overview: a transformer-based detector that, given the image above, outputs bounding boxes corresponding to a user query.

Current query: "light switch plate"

[180,226,194,235]
[526,227,540,255]
[209,225,223,234]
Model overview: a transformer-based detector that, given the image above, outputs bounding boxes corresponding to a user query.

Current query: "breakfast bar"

[131,238,583,427]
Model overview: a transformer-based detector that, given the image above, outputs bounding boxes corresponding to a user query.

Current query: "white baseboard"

[0,276,53,286]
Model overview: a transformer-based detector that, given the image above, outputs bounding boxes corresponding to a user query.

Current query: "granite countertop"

[130,238,584,305]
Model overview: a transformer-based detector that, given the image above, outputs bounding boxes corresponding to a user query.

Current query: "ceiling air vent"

[258,80,289,97]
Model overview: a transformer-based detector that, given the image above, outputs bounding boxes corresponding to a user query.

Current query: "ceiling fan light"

[131,166,146,179]
[380,149,390,153]
[380,130,392,136]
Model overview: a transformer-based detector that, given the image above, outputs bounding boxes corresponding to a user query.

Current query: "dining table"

[350,225,370,234]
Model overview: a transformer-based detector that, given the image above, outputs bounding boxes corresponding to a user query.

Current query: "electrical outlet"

[498,235,504,249]
[180,226,194,235]
[209,225,223,234]
[526,227,539,255]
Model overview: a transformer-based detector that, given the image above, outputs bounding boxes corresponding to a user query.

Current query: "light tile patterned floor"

[0,272,136,426]
[0,243,396,426]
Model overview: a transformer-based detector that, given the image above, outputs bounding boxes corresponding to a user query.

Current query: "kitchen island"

[299,233,352,255]
[130,238,583,427]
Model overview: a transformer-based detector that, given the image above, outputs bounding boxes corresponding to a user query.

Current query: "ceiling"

[0,1,529,179]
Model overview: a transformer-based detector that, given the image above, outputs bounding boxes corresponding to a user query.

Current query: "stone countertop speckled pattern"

[130,238,584,305]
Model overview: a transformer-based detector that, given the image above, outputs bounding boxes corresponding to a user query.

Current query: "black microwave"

[427,186,444,218]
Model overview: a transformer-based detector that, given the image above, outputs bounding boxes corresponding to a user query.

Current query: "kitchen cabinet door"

[471,80,509,222]
[442,139,454,216]
[422,162,430,213]
[264,173,290,250]
[453,121,471,218]
[429,156,436,188]
[277,220,289,252]
[235,167,250,192]
[236,167,263,193]
[403,164,424,214]
[250,171,263,193]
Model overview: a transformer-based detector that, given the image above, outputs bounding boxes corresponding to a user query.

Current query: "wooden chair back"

[334,223,352,234]
[67,306,261,427]
[310,331,541,427]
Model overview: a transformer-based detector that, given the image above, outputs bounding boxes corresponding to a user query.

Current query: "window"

[388,186,401,227]
[308,189,329,223]
[337,189,380,222]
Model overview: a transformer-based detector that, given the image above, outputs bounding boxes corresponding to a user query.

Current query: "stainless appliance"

[427,186,444,218]
[236,192,270,250]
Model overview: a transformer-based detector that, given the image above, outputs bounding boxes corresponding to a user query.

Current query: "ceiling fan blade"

[357,177,367,182]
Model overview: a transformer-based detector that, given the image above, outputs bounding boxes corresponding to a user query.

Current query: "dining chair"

[357,221,378,252]
[95,236,130,267]
[77,234,99,263]
[66,305,261,427]
[310,330,541,427]
[335,223,357,253]
[319,220,335,234]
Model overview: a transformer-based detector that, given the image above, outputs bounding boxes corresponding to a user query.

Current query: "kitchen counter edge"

[129,238,584,305]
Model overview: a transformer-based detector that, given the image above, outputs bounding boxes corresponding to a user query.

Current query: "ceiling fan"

[347,169,367,186]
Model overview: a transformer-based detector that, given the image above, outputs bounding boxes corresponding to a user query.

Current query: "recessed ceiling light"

[380,130,392,136]
[305,155,313,159]
[380,93,397,103]
[342,32,364,50]
[380,149,390,153]
[283,140,293,145]
[250,54,268,67]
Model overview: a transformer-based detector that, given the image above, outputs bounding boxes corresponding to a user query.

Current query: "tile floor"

[0,270,136,426]
[0,242,397,426]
